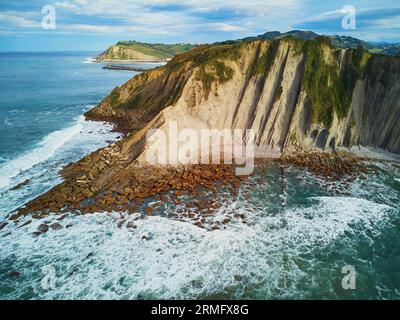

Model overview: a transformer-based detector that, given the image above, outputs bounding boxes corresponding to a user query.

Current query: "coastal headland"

[8,35,400,234]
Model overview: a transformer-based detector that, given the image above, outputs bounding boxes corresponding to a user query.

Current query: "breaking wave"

[0,195,395,300]
[0,116,85,190]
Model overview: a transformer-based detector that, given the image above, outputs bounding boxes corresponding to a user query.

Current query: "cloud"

[55,1,78,10]
[2,0,400,46]
[210,23,246,32]
[51,0,299,24]
[0,0,300,37]
[0,13,39,28]
[296,6,400,32]
[63,23,168,35]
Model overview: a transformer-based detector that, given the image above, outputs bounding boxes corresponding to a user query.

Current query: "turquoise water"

[0,53,400,300]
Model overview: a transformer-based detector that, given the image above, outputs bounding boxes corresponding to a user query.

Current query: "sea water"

[0,52,134,213]
[0,53,400,300]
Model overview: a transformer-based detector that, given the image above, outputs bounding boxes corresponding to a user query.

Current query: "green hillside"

[97,41,197,61]
[218,30,400,57]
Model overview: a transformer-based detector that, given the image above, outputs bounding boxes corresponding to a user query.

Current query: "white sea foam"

[0,116,119,215]
[0,196,395,299]
[3,117,12,126]
[0,116,84,190]
[82,57,96,64]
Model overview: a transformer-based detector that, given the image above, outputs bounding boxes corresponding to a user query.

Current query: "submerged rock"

[9,271,21,278]
[37,223,49,233]
[10,179,31,191]
[50,223,62,231]
[0,221,8,230]
[141,232,150,240]
[18,220,32,228]
[126,221,137,229]
[117,219,126,229]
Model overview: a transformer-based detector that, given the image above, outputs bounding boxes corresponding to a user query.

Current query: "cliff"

[87,36,400,162]
[16,36,399,219]
[96,41,197,62]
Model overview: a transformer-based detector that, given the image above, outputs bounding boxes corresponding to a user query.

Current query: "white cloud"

[210,23,246,32]
[0,13,39,28]
[45,0,301,38]
[61,23,174,36]
[0,0,302,39]
[54,0,300,21]
[55,1,79,10]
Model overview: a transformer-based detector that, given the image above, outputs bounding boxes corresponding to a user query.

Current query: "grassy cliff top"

[97,41,197,61]
[92,36,399,133]
[220,30,400,57]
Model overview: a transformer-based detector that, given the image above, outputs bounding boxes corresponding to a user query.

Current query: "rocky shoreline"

[6,132,374,235]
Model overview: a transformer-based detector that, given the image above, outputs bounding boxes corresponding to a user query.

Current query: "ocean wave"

[0,196,395,299]
[3,117,12,126]
[0,117,120,215]
[0,116,84,190]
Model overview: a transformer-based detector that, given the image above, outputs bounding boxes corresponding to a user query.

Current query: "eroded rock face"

[88,38,400,163]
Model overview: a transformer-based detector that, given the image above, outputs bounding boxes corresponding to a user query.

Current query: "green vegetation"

[218,30,400,57]
[104,34,397,131]
[254,40,280,76]
[192,44,242,98]
[300,39,372,126]
[364,55,394,87]
[330,36,400,57]
[99,41,197,61]
[109,86,120,104]
[196,61,234,98]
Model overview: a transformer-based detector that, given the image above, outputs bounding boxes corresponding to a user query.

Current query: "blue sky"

[0,0,399,51]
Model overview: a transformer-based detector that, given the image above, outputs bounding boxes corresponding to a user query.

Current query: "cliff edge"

[13,36,400,220]
[88,36,400,161]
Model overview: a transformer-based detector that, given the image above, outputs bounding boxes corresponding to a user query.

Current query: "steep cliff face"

[88,37,400,163]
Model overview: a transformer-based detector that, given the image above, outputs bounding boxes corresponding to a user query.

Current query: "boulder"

[82,189,94,199]
[145,207,153,214]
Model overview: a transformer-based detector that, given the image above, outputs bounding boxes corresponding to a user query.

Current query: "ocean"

[0,52,400,300]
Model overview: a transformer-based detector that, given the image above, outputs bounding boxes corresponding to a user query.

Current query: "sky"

[0,0,399,51]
